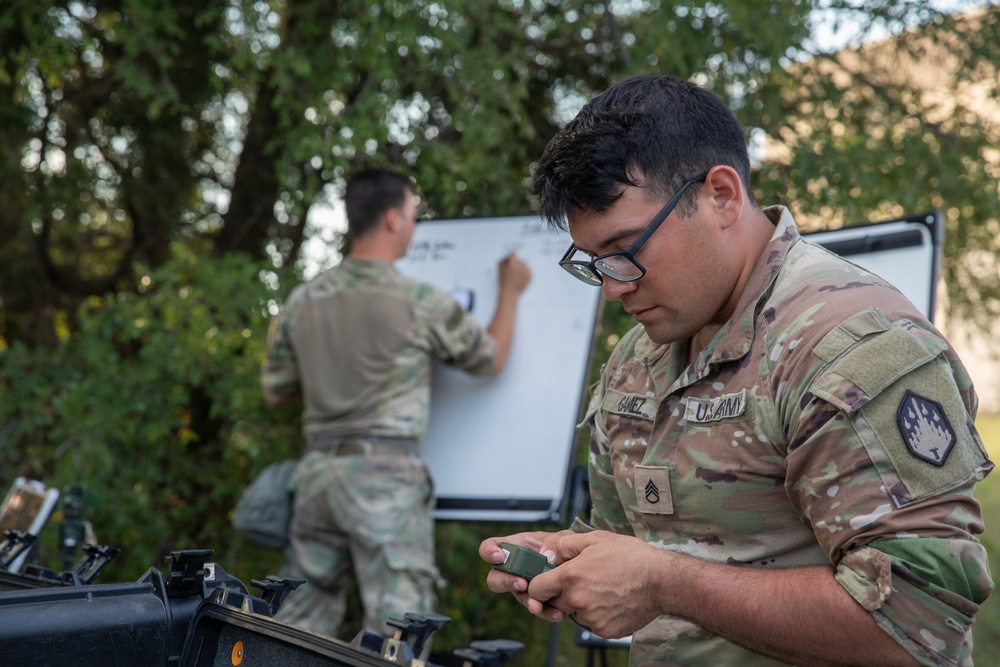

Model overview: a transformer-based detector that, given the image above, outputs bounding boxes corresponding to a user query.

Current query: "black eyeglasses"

[559,171,710,286]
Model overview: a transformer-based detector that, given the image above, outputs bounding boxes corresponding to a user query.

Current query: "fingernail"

[512,580,523,592]
[542,550,555,561]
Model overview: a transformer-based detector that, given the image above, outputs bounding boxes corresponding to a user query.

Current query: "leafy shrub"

[0,245,627,664]
[0,245,298,580]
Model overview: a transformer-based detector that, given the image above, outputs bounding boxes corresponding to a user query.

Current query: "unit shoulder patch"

[853,354,989,507]
[896,390,955,467]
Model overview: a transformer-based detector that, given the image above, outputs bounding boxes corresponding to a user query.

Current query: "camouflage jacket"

[579,206,993,666]
[261,257,497,441]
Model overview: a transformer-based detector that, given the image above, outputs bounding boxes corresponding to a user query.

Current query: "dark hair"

[344,169,414,237]
[531,74,758,229]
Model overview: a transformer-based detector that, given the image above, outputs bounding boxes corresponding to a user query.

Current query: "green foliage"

[752,5,1000,331]
[0,0,821,344]
[0,246,297,579]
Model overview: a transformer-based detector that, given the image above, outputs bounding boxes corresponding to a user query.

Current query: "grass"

[972,412,1000,663]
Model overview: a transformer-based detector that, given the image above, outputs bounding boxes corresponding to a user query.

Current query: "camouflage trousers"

[274,446,442,641]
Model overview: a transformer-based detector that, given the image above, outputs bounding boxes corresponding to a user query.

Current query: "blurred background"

[1,1,997,664]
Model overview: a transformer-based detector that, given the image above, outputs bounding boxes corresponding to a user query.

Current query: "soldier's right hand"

[498,252,532,295]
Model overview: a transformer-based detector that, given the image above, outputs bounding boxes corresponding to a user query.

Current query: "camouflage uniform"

[577,207,993,666]
[261,257,496,638]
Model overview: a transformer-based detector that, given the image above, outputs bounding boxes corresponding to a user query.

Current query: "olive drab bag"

[232,459,297,549]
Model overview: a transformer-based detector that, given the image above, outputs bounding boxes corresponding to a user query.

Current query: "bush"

[0,245,298,580]
[0,246,577,664]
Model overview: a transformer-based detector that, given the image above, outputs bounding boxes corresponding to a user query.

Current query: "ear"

[703,166,744,230]
[383,207,402,234]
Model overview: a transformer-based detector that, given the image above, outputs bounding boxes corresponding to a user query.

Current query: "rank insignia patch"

[635,466,674,515]
[896,390,955,467]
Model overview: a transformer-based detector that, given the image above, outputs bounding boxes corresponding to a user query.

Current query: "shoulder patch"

[896,390,955,467]
[852,355,990,507]
[813,309,892,363]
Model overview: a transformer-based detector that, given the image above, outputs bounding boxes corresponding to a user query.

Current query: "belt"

[305,435,419,457]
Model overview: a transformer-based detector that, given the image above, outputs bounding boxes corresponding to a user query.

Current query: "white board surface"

[396,216,601,522]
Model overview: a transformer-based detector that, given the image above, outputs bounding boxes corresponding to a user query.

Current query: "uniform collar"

[338,256,397,274]
[702,205,798,366]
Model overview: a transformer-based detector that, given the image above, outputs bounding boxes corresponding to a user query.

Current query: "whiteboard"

[396,216,602,522]
[805,210,941,321]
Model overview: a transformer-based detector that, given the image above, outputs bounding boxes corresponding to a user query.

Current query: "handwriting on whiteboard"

[406,238,458,263]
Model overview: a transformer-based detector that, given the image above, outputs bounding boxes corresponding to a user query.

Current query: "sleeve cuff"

[836,545,976,666]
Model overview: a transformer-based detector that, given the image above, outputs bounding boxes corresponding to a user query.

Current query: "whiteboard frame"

[804,209,942,321]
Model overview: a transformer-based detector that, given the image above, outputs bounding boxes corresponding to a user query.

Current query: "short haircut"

[344,169,414,238]
[532,74,758,229]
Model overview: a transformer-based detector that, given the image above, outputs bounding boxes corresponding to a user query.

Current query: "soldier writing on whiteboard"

[480,74,992,666]
[262,168,531,642]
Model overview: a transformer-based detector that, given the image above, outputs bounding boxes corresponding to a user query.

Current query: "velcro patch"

[634,466,674,515]
[811,322,945,415]
[854,354,989,506]
[896,390,955,467]
[684,389,747,423]
[602,389,657,421]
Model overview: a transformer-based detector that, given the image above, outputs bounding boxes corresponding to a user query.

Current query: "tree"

[3,2,996,349]
[1,0,819,348]
[754,4,1000,336]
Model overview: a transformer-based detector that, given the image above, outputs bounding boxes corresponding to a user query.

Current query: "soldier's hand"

[497,252,532,295]
[526,530,672,639]
[480,530,569,624]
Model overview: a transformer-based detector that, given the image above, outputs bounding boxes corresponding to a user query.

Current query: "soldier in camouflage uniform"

[263,168,531,641]
[481,74,992,666]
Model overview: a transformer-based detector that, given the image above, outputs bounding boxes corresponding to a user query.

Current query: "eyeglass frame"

[558,170,711,286]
